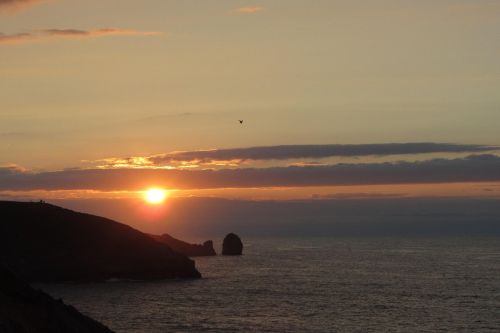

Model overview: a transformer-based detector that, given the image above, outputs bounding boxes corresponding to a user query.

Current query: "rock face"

[222,233,243,255]
[0,266,114,332]
[0,201,201,282]
[151,234,216,257]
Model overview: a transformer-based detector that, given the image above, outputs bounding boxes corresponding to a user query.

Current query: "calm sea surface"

[41,237,500,332]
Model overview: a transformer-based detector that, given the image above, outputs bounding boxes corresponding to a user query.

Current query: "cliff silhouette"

[0,201,201,282]
[151,234,216,257]
[0,265,114,332]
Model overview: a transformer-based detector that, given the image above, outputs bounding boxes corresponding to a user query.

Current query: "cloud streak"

[0,0,46,13]
[235,6,264,14]
[98,143,499,168]
[0,28,161,44]
[2,154,500,191]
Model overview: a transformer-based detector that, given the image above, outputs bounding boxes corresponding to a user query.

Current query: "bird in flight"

[239,120,244,124]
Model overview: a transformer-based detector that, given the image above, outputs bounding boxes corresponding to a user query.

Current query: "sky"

[1,0,500,236]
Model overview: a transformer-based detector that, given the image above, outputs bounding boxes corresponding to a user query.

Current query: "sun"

[144,188,168,204]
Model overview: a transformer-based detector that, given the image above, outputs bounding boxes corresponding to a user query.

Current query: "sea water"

[41,237,500,332]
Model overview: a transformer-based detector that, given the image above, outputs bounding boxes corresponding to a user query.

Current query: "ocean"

[40,237,500,332]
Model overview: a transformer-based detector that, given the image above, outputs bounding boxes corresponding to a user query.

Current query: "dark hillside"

[0,201,201,282]
[0,265,114,332]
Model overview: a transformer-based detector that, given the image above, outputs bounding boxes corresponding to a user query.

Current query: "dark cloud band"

[2,154,500,191]
[148,143,498,164]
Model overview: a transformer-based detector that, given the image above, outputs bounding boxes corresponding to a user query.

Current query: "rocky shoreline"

[151,233,216,257]
[0,201,245,332]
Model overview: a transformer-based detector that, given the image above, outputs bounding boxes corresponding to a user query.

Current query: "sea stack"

[222,233,243,255]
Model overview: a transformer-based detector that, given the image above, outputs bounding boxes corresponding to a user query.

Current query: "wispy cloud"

[0,132,25,137]
[235,6,264,14]
[137,112,198,122]
[311,192,406,200]
[0,164,27,174]
[42,28,160,37]
[0,32,32,44]
[94,143,499,169]
[0,28,161,44]
[0,0,46,13]
[2,154,500,191]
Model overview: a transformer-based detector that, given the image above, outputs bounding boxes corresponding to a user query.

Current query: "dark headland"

[0,201,201,283]
[0,266,114,332]
[151,234,216,257]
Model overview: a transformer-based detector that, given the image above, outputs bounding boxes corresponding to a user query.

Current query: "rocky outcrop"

[0,201,201,282]
[0,266,114,332]
[151,234,216,257]
[222,233,243,255]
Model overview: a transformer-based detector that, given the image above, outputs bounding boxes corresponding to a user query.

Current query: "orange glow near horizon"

[2,182,500,201]
[144,188,168,204]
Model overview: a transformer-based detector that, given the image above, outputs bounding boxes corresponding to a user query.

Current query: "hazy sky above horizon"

[1,0,500,202]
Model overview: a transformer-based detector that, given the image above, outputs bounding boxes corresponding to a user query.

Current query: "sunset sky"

[1,0,500,207]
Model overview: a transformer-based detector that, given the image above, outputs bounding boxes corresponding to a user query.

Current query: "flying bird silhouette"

[239,120,244,124]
